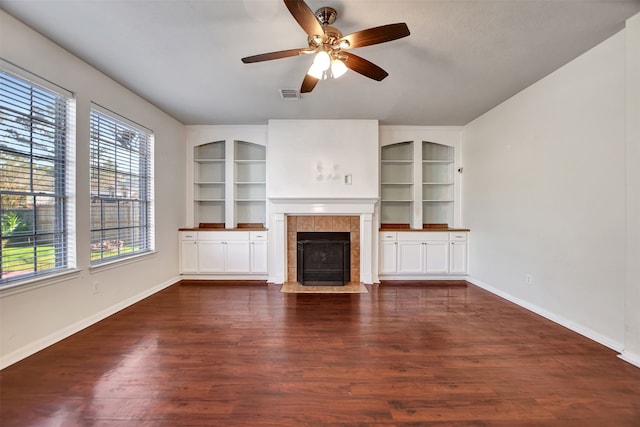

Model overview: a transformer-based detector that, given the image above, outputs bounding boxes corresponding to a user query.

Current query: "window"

[0,64,74,286]
[90,106,153,264]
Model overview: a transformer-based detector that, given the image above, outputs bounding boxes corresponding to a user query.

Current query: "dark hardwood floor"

[1,281,639,426]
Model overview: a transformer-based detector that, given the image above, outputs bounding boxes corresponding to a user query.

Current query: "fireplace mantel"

[268,198,378,214]
[268,197,378,284]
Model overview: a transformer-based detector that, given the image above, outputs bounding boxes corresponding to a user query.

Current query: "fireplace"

[297,232,350,285]
[269,198,378,285]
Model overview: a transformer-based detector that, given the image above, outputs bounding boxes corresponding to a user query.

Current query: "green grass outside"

[2,244,139,273]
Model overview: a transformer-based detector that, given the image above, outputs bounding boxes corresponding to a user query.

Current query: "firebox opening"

[296,232,350,286]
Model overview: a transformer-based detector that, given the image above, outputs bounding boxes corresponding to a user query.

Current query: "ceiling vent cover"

[279,89,300,100]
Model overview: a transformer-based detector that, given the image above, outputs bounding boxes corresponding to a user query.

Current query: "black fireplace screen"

[296,232,350,286]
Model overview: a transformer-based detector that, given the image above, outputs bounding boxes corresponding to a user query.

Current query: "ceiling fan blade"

[300,74,319,93]
[284,0,325,39]
[241,48,306,63]
[337,23,410,49]
[342,52,388,81]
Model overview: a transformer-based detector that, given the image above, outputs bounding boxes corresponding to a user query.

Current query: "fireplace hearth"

[297,232,350,286]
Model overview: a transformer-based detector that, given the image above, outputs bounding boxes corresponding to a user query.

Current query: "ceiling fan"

[241,0,410,93]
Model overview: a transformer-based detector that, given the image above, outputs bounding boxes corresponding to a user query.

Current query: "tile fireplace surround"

[287,216,360,283]
[269,198,377,284]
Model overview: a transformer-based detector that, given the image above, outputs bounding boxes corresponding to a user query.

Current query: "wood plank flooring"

[1,281,639,426]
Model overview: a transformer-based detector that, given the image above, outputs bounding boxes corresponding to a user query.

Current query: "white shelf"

[235,159,266,164]
[381,160,413,164]
[195,158,224,163]
[422,160,454,164]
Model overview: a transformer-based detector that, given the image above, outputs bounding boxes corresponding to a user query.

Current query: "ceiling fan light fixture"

[331,58,348,78]
[313,50,331,70]
[307,62,325,79]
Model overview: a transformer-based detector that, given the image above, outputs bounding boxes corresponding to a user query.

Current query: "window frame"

[0,60,76,288]
[89,104,154,266]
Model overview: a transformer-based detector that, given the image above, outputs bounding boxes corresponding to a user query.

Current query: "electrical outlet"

[92,281,100,294]
[525,274,533,285]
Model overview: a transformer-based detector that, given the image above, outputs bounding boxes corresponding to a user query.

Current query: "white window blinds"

[90,106,153,264]
[1,66,73,285]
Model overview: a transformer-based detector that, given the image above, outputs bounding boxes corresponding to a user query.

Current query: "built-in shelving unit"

[234,141,266,226]
[379,134,459,229]
[380,141,414,225]
[189,135,267,228]
[194,141,225,226]
[422,141,454,226]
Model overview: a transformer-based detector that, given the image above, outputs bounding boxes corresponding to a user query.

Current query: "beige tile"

[332,216,351,231]
[287,230,296,246]
[287,248,297,268]
[350,216,360,232]
[314,216,333,231]
[296,216,314,231]
[286,215,297,232]
[288,267,297,282]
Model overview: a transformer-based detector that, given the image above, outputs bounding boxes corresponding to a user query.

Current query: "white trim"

[0,269,82,297]
[379,275,469,281]
[618,351,640,368]
[180,274,268,281]
[89,250,157,273]
[0,276,179,370]
[1,57,73,97]
[467,276,625,354]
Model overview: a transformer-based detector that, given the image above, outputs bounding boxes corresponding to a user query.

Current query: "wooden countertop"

[179,227,268,231]
[379,228,470,232]
[380,224,470,232]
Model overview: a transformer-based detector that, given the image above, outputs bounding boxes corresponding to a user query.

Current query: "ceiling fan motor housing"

[315,7,337,25]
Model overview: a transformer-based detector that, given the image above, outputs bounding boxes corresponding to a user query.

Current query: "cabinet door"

[398,241,423,273]
[380,240,398,274]
[198,240,225,273]
[449,241,468,274]
[424,241,449,273]
[180,240,198,273]
[225,241,251,272]
[250,240,268,273]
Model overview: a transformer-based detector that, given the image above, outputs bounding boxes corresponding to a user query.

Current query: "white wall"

[0,11,186,368]
[623,13,640,365]
[463,26,630,352]
[267,120,379,199]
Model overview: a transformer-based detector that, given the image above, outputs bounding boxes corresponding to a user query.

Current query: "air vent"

[279,89,300,100]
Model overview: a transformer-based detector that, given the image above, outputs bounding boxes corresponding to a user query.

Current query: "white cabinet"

[449,232,468,274]
[379,231,468,278]
[198,239,226,273]
[397,235,423,273]
[379,232,399,274]
[179,230,267,277]
[249,231,268,273]
[180,232,198,273]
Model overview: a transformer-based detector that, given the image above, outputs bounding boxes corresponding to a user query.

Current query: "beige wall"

[463,14,639,364]
[0,10,186,368]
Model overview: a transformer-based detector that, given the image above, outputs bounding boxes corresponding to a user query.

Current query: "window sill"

[0,269,82,297]
[89,250,158,273]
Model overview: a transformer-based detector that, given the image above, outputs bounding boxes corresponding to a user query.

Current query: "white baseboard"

[0,276,180,370]
[467,277,624,354]
[618,351,640,368]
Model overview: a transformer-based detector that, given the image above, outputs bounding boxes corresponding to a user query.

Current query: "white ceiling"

[2,0,639,125]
